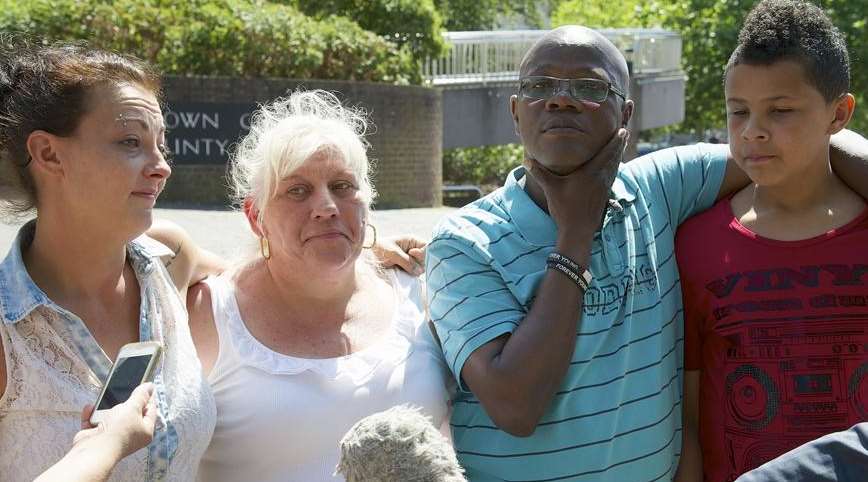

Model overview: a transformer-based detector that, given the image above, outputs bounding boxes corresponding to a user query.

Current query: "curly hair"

[336,405,466,482]
[725,0,850,102]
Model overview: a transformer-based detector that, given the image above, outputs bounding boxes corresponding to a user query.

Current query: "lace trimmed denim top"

[0,221,216,481]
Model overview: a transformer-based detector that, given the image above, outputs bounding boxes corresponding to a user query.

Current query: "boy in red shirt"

[674,1,867,480]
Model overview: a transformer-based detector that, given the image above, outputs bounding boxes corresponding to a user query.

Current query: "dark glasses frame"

[518,75,627,104]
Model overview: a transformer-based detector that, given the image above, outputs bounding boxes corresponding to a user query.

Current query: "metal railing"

[424,29,682,85]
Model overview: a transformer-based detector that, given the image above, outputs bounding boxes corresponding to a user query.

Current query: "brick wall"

[159,76,442,208]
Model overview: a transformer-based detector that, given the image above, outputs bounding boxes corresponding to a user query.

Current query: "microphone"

[336,405,466,482]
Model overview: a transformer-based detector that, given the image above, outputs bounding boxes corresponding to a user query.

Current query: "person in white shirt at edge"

[187,90,453,482]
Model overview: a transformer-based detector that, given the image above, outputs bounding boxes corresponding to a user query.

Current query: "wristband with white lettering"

[546,260,592,291]
[547,252,581,272]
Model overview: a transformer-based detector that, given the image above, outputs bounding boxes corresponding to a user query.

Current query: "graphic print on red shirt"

[676,198,868,482]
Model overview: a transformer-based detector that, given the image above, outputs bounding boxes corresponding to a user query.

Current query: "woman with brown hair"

[0,41,216,481]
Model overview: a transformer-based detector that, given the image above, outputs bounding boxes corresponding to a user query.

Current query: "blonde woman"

[190,90,452,481]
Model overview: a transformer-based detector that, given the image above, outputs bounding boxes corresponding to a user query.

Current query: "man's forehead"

[523,50,615,80]
[547,25,607,46]
[521,27,628,84]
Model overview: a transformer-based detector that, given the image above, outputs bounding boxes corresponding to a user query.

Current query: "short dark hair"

[0,38,161,219]
[725,0,850,102]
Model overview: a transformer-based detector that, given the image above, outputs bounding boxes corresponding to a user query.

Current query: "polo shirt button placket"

[602,201,627,275]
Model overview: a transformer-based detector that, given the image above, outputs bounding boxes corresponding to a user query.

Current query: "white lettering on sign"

[240,113,252,130]
[164,111,220,130]
[170,138,231,156]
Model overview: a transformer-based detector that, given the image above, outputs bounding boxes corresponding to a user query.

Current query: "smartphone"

[89,341,163,425]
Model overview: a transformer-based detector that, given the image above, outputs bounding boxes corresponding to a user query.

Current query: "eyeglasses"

[518,76,626,104]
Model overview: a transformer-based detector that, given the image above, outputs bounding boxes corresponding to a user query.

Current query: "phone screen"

[97,354,153,410]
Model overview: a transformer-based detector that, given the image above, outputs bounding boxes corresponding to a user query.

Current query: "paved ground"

[0,206,456,260]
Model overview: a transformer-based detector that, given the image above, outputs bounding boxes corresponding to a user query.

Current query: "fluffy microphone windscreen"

[336,405,466,482]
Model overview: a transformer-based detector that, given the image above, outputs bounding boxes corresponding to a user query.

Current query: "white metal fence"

[424,29,683,85]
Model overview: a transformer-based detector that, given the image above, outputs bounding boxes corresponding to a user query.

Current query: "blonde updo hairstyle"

[228,89,376,224]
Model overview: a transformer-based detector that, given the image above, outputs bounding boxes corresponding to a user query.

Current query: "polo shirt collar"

[499,165,637,247]
[610,173,636,204]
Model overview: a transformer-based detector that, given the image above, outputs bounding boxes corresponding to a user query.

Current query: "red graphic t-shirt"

[677,197,868,482]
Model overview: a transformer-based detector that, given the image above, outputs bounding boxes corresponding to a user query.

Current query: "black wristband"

[547,260,590,291]
[547,252,581,272]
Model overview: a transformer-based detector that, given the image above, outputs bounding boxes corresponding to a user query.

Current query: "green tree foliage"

[635,0,756,134]
[0,0,419,83]
[291,0,446,62]
[442,144,522,189]
[552,0,867,134]
[434,0,546,30]
[552,0,649,28]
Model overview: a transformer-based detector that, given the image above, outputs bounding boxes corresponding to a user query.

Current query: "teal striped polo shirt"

[427,144,729,482]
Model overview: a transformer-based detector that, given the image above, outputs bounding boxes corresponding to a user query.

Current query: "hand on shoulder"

[186,281,219,376]
[373,235,426,276]
[145,220,227,295]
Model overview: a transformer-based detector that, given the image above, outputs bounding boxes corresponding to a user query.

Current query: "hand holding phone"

[33,384,157,482]
[90,341,162,426]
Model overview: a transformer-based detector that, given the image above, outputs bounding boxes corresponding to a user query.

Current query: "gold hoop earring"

[260,237,271,259]
[362,223,377,249]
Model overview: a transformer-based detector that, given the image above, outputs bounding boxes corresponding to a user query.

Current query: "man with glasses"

[426,26,868,481]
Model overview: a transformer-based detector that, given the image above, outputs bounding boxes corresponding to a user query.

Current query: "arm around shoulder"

[146,220,227,295]
[712,129,868,202]
[831,129,868,199]
[717,155,751,201]
[630,143,741,224]
[186,282,219,377]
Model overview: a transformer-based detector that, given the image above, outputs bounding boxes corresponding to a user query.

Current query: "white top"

[0,227,216,482]
[197,269,452,482]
